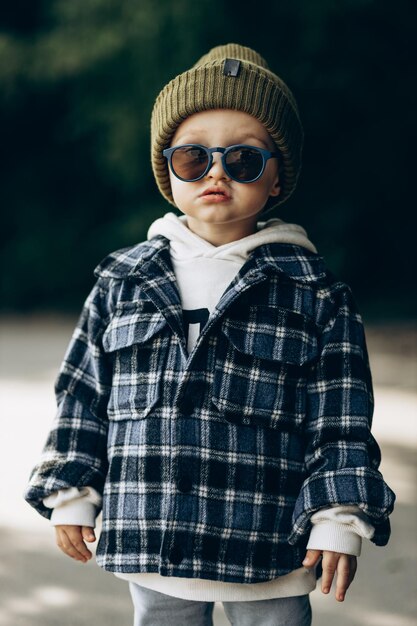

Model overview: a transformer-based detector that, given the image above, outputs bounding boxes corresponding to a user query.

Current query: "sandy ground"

[0,316,416,626]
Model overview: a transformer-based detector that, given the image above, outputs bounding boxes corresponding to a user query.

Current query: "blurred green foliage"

[0,0,415,317]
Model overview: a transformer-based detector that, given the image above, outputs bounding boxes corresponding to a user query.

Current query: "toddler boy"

[25,44,395,626]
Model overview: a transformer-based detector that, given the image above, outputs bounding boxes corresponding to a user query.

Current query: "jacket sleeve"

[24,280,112,519]
[288,283,395,547]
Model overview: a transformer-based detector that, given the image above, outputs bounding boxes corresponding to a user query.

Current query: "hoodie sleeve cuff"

[50,498,98,528]
[307,521,363,556]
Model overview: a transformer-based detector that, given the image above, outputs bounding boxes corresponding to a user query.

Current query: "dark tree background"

[1,0,415,318]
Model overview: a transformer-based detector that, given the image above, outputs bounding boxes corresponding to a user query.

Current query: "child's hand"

[55,525,96,564]
[302,549,357,602]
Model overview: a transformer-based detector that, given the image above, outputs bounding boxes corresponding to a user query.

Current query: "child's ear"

[269,176,281,198]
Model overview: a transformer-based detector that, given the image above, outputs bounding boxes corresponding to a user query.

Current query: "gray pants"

[129,582,312,626]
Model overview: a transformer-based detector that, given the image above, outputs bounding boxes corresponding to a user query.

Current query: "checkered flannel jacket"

[25,236,395,583]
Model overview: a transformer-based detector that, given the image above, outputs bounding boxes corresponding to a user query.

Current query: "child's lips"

[199,186,231,201]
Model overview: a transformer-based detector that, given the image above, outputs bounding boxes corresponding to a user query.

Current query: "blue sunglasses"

[163,144,279,183]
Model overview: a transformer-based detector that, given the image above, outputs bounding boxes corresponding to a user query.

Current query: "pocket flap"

[221,305,317,365]
[102,302,167,352]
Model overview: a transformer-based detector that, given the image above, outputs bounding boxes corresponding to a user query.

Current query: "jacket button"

[168,545,183,565]
[177,475,192,493]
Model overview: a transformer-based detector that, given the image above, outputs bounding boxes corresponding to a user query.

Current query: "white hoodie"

[44,213,374,601]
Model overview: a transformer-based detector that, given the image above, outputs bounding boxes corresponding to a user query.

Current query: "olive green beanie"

[151,43,303,211]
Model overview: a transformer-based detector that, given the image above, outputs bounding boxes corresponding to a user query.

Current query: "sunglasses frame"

[162,144,279,183]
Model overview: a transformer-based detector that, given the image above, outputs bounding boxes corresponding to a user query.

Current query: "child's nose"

[206,154,230,181]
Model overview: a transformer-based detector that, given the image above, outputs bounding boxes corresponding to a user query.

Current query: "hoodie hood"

[147,212,317,264]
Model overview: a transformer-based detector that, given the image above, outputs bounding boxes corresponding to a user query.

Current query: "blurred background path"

[0,316,416,626]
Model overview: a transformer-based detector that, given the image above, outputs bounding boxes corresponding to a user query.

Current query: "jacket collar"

[95,235,327,285]
[95,236,328,358]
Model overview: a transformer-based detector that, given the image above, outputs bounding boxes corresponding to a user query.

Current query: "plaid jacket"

[25,236,395,583]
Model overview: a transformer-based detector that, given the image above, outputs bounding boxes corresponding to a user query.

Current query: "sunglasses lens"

[225,147,264,181]
[171,146,209,181]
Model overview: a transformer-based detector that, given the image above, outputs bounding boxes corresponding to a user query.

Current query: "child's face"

[167,109,281,245]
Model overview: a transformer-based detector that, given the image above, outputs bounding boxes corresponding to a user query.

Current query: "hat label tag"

[223,59,241,77]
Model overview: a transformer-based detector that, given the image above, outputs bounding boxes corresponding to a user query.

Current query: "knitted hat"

[151,43,303,211]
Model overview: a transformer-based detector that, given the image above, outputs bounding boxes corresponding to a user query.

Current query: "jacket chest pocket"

[212,305,318,431]
[102,302,170,420]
